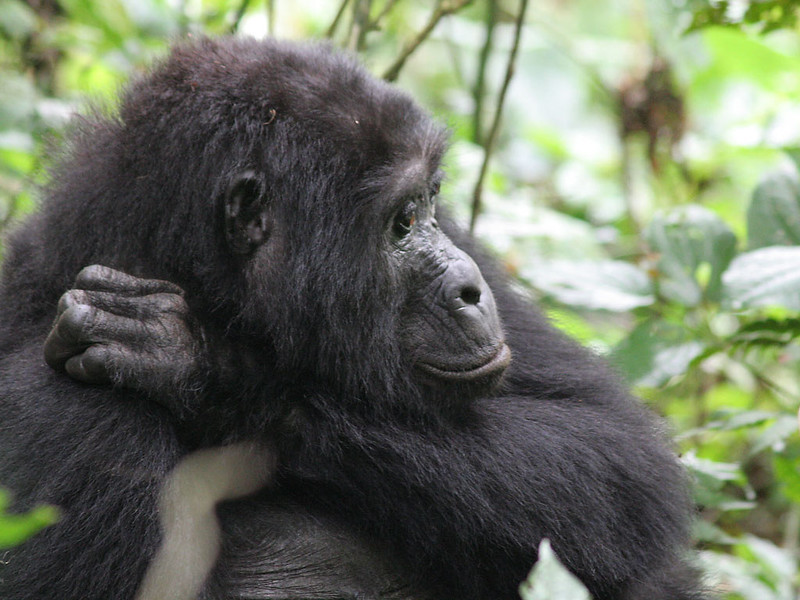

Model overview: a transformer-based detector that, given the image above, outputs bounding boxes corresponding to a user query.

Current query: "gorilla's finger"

[63,345,114,385]
[57,288,186,321]
[44,303,94,369]
[75,265,184,297]
[45,303,146,368]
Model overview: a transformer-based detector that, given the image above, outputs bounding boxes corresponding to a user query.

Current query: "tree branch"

[266,0,275,36]
[326,0,352,39]
[369,0,402,31]
[469,0,528,232]
[472,0,498,145]
[382,0,473,82]
[348,0,374,51]
[229,0,252,34]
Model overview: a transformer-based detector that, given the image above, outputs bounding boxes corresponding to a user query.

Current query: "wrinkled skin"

[0,37,707,600]
[44,266,199,395]
[44,187,511,409]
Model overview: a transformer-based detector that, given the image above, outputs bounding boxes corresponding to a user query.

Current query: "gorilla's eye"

[430,181,440,198]
[393,201,417,238]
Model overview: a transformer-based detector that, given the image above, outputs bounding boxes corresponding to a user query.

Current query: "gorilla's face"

[222,156,509,397]
[209,42,509,397]
[385,162,510,389]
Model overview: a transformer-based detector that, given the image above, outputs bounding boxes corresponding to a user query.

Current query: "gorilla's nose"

[441,252,500,333]
[445,260,485,312]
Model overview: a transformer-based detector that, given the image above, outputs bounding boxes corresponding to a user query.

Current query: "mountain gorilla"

[0,37,705,600]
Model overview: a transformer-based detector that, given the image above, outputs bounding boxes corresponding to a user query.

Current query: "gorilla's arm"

[44,264,702,600]
[0,342,180,599]
[282,386,697,600]
[0,356,416,600]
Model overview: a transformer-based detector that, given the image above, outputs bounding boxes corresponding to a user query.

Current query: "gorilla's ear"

[224,171,272,255]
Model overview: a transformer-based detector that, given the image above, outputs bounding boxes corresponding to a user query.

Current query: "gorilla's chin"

[416,342,511,385]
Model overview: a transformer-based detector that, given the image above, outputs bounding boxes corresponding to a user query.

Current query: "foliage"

[519,540,591,600]
[0,490,59,549]
[0,0,799,598]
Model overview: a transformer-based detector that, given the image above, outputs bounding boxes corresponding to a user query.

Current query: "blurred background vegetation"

[1,0,799,598]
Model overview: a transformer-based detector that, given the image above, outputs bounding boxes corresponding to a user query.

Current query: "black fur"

[0,37,704,600]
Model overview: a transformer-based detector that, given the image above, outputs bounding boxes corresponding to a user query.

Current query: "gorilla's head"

[47,37,510,403]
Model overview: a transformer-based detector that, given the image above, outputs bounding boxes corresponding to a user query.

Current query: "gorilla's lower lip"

[417,343,511,382]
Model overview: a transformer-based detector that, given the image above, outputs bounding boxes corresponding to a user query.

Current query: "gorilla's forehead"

[162,36,448,166]
[372,156,443,201]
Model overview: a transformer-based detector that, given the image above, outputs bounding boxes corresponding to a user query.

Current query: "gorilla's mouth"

[417,343,511,383]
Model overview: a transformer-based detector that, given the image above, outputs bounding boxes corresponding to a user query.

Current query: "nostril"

[460,285,481,306]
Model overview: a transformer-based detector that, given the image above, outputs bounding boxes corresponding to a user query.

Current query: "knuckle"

[66,347,112,384]
[82,346,108,372]
[156,293,188,314]
[65,303,97,333]
[75,264,109,286]
[57,289,88,314]
[159,280,185,296]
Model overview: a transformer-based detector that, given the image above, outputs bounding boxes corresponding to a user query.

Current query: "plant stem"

[472,0,498,145]
[326,0,352,39]
[469,0,528,232]
[382,0,472,82]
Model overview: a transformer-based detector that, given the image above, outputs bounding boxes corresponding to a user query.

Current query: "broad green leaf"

[0,0,37,39]
[748,415,798,457]
[693,519,738,545]
[611,320,705,387]
[747,171,800,248]
[738,535,797,589]
[0,490,60,549]
[545,308,598,345]
[0,131,34,154]
[683,452,756,511]
[682,452,747,486]
[722,246,800,310]
[645,205,738,306]
[0,74,39,130]
[699,550,780,600]
[697,27,800,87]
[58,0,136,43]
[519,539,591,600]
[733,317,800,345]
[524,260,653,312]
[720,410,778,431]
[774,452,800,503]
[0,506,60,548]
[682,410,778,438]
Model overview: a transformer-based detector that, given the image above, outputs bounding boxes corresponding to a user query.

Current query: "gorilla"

[0,37,706,600]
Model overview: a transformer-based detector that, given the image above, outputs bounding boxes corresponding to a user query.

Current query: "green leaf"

[519,539,591,600]
[0,0,37,39]
[696,27,800,87]
[693,519,738,545]
[699,550,780,600]
[722,246,800,310]
[748,415,798,457]
[645,205,738,306]
[774,452,800,503]
[525,260,654,311]
[0,74,39,130]
[738,535,798,588]
[743,1,800,31]
[0,490,60,549]
[747,171,800,249]
[720,410,779,431]
[733,317,800,345]
[683,451,756,511]
[611,320,705,387]
[546,308,598,345]
[683,452,747,486]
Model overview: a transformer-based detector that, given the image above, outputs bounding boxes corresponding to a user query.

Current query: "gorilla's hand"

[44,265,202,401]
